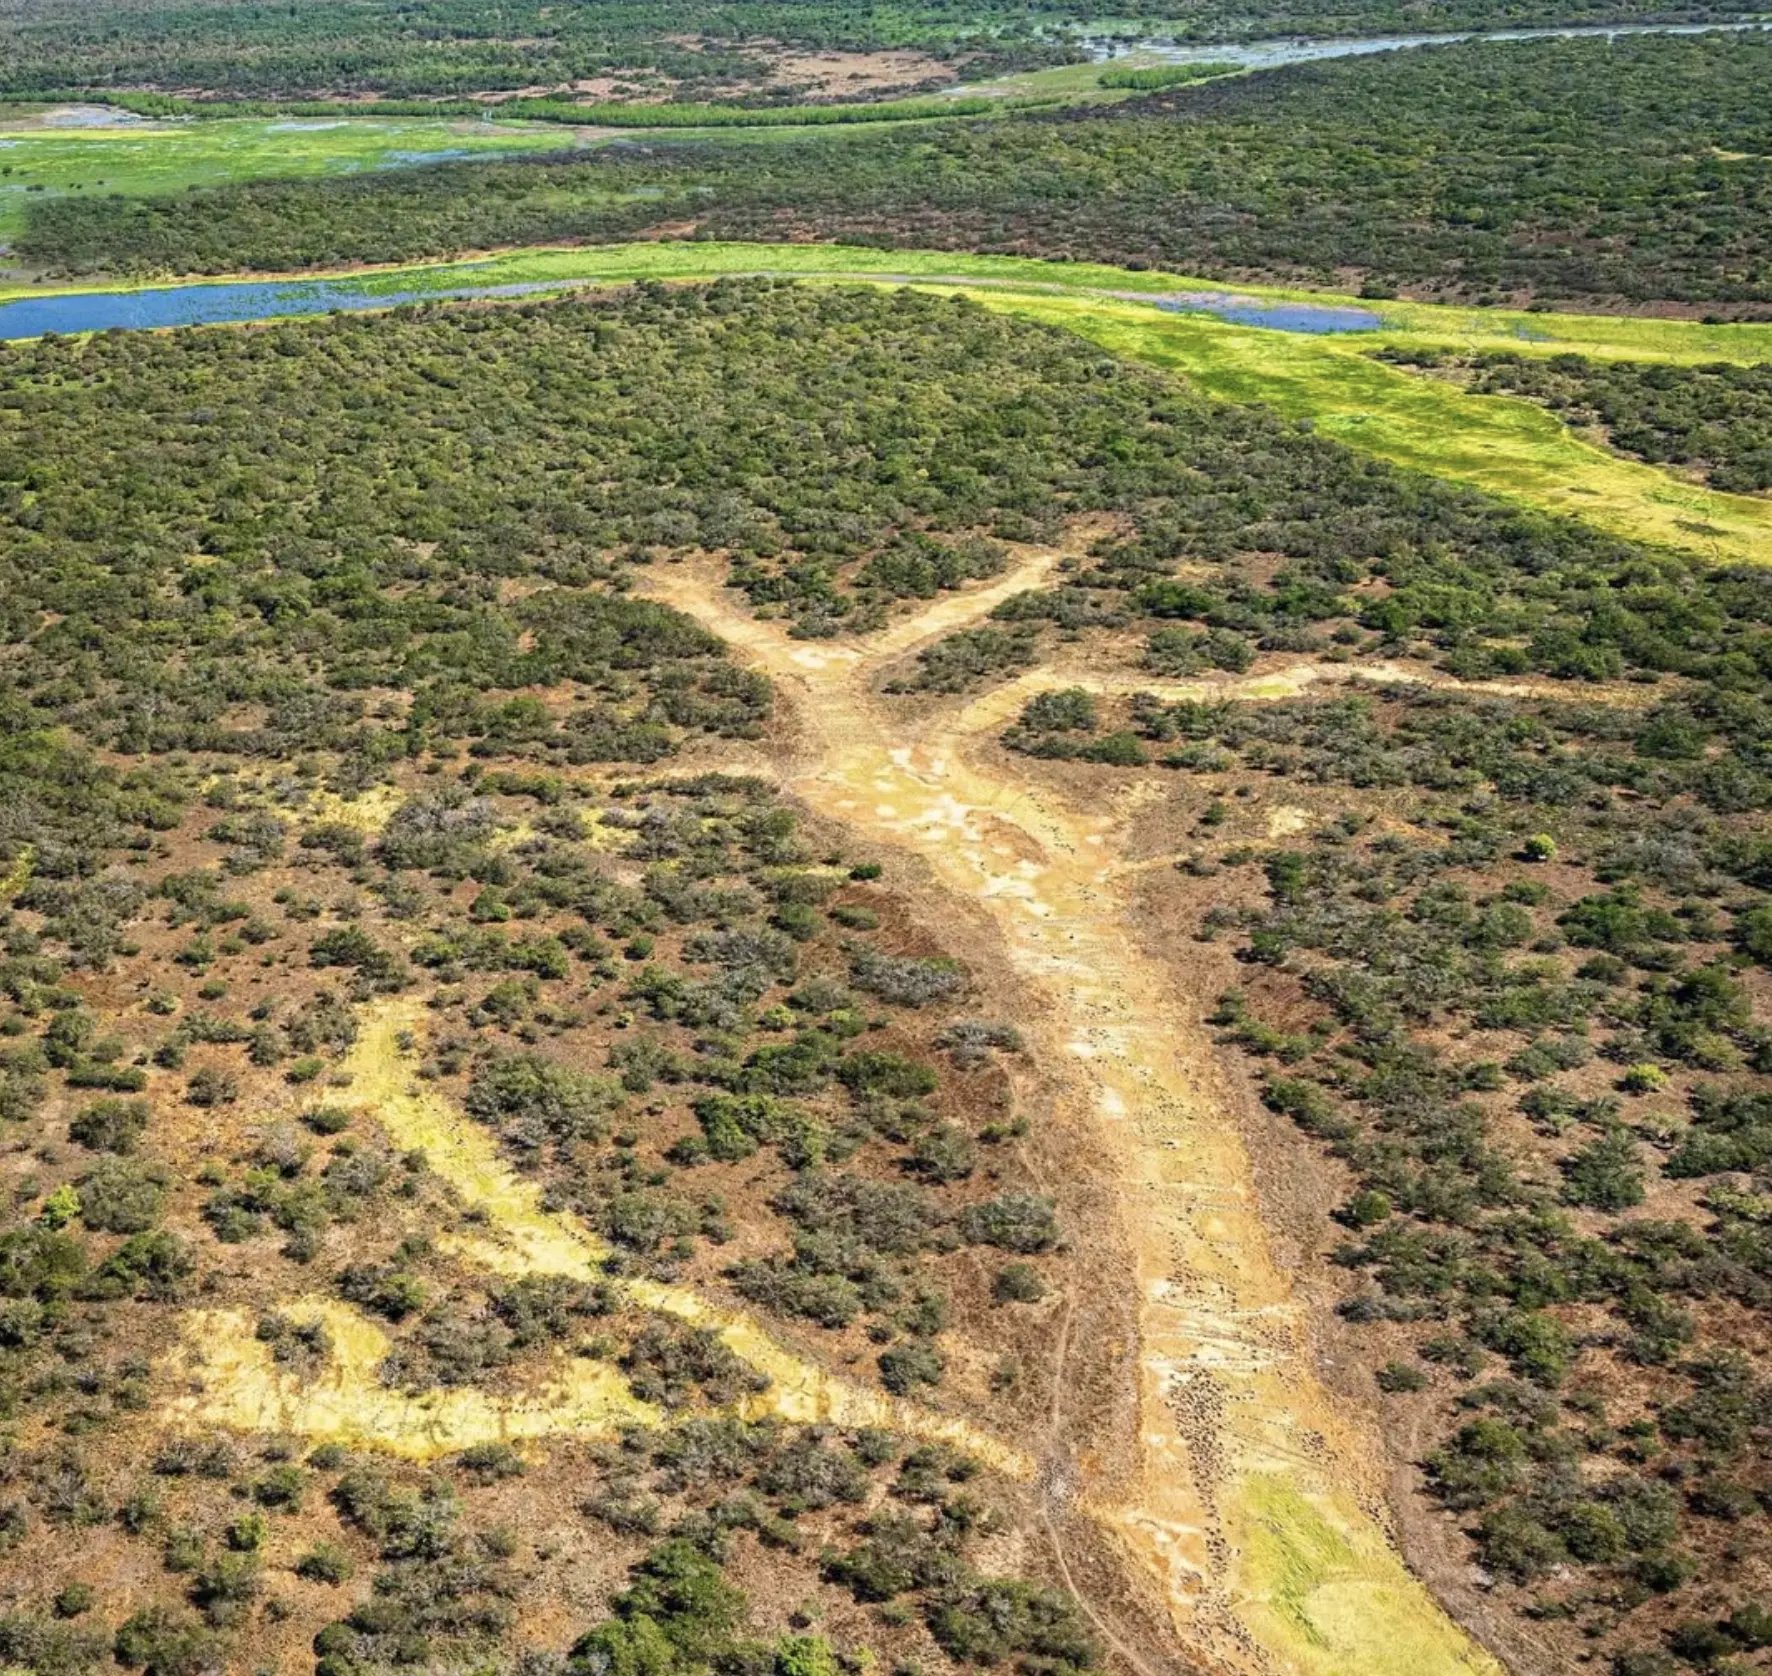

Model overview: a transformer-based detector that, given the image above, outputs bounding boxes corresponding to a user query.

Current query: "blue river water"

[0,275,576,340]
[1084,17,1772,69]
[1153,292,1383,332]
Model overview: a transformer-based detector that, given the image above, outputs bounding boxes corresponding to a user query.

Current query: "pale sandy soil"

[168,997,1032,1475]
[639,548,1506,1676]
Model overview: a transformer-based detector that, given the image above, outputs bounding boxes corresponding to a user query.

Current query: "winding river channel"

[0,271,1385,340]
[1080,15,1772,69]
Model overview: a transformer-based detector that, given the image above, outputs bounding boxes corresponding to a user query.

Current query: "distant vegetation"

[1375,346,1772,493]
[0,0,1764,103]
[1102,0,1772,36]
[0,114,559,242]
[26,33,1772,312]
[0,0,1083,101]
[0,0,1105,102]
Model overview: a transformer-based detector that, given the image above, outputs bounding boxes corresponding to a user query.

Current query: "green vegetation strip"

[11,241,1763,562]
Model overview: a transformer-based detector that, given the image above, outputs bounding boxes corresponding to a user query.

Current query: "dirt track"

[156,546,1521,1675]
[642,551,1504,1676]
[169,998,1032,1475]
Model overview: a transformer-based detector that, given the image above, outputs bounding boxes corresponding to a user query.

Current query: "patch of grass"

[176,1294,663,1455]
[273,242,1772,366]
[1097,61,1239,90]
[1236,1475,1500,1676]
[0,114,565,241]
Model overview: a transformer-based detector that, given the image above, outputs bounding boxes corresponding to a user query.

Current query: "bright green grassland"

[0,113,570,241]
[302,242,1772,364]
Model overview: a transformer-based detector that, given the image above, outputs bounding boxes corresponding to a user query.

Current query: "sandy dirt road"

[642,552,1503,1676]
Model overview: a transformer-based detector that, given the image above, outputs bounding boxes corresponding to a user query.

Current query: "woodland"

[4,8,1772,1675]
[21,33,1772,313]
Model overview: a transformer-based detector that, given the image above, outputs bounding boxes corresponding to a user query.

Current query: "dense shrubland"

[23,33,1772,311]
[0,277,1667,669]
[992,572,1772,1664]
[1375,346,1772,494]
[0,282,1108,1676]
[0,0,1761,103]
[0,280,1166,682]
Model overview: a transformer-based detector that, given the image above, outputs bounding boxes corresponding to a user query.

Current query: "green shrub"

[78,1159,168,1234]
[992,1263,1046,1305]
[67,1099,148,1154]
[960,1194,1057,1254]
[465,1052,621,1157]
[878,1342,946,1394]
[295,1542,352,1585]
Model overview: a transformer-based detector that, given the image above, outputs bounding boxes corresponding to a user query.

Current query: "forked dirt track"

[642,550,1506,1676]
[156,545,1548,1674]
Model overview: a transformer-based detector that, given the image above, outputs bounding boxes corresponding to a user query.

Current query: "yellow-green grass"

[6,238,1769,560]
[1232,1476,1501,1676]
[974,289,1772,565]
[0,114,575,241]
[298,241,1772,365]
[7,229,1772,367]
[935,56,1133,101]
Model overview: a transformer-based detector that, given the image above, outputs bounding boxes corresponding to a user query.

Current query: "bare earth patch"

[638,548,1505,1676]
